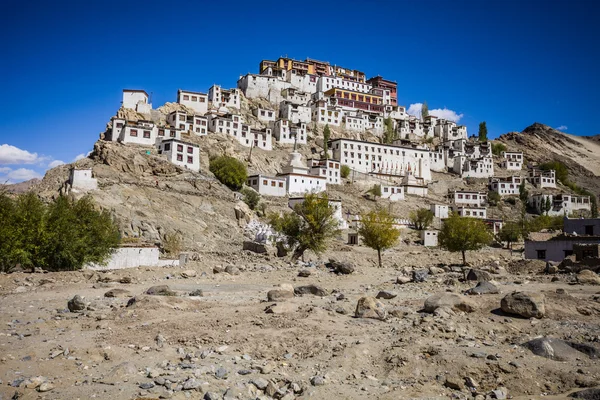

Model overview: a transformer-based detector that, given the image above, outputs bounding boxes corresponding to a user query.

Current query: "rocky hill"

[497,122,600,199]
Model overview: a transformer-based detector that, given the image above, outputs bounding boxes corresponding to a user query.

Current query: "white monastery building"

[122,89,152,113]
[528,168,556,188]
[488,176,523,196]
[246,174,287,197]
[501,151,523,170]
[177,89,208,115]
[157,139,200,172]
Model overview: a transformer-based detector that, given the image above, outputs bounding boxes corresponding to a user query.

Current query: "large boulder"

[294,284,329,297]
[355,296,387,321]
[570,388,600,399]
[577,270,600,285]
[328,259,355,275]
[146,285,176,296]
[522,337,600,361]
[68,295,86,312]
[423,293,476,313]
[465,281,500,295]
[267,284,294,301]
[501,291,545,318]
[466,269,492,282]
[412,269,429,283]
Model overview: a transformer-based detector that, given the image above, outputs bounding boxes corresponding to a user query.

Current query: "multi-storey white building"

[528,168,556,188]
[381,184,405,201]
[311,100,343,127]
[316,76,372,94]
[452,205,487,219]
[450,190,487,207]
[453,155,494,178]
[281,88,310,105]
[157,139,200,172]
[307,158,341,185]
[501,151,523,170]
[529,193,591,216]
[272,120,307,145]
[246,174,287,197]
[167,111,208,136]
[208,85,241,109]
[253,106,276,123]
[277,152,327,195]
[208,114,272,150]
[279,101,311,124]
[122,89,152,113]
[329,138,432,181]
[237,73,293,103]
[434,119,467,142]
[488,176,523,196]
[177,90,208,115]
[109,118,163,145]
[431,204,450,219]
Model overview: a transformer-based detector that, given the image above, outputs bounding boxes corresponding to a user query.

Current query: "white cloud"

[556,125,568,131]
[0,144,43,165]
[0,168,42,184]
[407,103,463,122]
[72,151,92,162]
[0,167,12,174]
[48,160,65,168]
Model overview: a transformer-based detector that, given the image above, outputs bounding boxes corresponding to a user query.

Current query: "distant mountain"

[0,178,41,194]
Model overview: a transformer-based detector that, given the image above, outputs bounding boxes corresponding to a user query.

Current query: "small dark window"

[536,250,546,260]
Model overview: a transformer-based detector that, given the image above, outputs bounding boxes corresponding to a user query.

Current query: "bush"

[162,232,182,256]
[340,165,351,179]
[240,186,260,210]
[409,208,434,230]
[209,156,247,190]
[539,160,568,184]
[359,208,401,267]
[439,214,493,265]
[487,191,501,206]
[491,142,507,156]
[368,184,381,198]
[0,192,120,272]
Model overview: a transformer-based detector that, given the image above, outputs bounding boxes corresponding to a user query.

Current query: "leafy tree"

[382,117,395,144]
[209,156,248,190]
[544,196,552,215]
[498,221,521,251]
[487,191,501,206]
[421,101,429,119]
[0,192,120,272]
[519,180,529,203]
[525,214,563,234]
[409,208,434,230]
[539,161,568,184]
[322,124,331,157]
[240,186,260,210]
[491,142,507,156]
[269,193,341,260]
[340,165,351,179]
[358,208,401,267]
[478,122,488,142]
[368,184,381,199]
[438,214,493,265]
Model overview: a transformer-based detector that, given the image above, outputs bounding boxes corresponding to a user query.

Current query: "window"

[130,129,138,137]
[187,156,193,164]
[116,122,123,128]
[170,131,176,137]
[536,250,546,260]
[271,181,276,187]
[278,182,284,188]
[263,180,267,185]
[183,95,190,100]
[143,130,151,138]
[164,143,171,151]
[158,129,165,136]
[585,225,594,235]
[192,96,197,101]
[177,154,183,161]
[177,144,183,152]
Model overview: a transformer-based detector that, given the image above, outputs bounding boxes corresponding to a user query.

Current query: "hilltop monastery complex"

[89,56,590,235]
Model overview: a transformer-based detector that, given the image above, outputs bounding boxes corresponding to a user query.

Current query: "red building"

[366,76,397,106]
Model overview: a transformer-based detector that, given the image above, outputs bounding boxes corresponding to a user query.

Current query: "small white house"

[116,120,158,146]
[501,151,523,170]
[246,174,286,197]
[177,89,208,115]
[422,230,438,247]
[158,139,200,172]
[431,204,449,219]
[528,168,556,188]
[208,85,241,109]
[272,120,307,145]
[488,176,522,196]
[278,152,327,195]
[279,101,311,124]
[308,158,341,185]
[450,190,487,207]
[69,168,98,192]
[452,205,487,219]
[122,89,152,113]
[380,184,405,201]
[529,193,591,216]
[253,106,276,123]
[454,155,494,178]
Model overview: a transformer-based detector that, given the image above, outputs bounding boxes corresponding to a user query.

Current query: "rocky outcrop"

[501,291,545,318]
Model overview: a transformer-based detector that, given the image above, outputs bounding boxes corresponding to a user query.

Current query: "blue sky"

[1,0,598,183]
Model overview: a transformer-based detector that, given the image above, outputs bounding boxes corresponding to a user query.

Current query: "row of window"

[182,95,206,103]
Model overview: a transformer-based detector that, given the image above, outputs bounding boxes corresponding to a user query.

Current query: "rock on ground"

[67,295,86,312]
[465,281,499,295]
[294,284,329,296]
[423,293,476,313]
[466,269,492,282]
[355,296,387,321]
[104,288,132,298]
[328,259,355,274]
[501,291,545,318]
[522,337,600,361]
[267,283,294,301]
[146,285,176,296]
[577,270,600,285]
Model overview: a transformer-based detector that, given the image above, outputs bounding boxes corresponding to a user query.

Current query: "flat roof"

[179,89,207,96]
[123,89,148,96]
[248,174,285,181]
[160,138,199,147]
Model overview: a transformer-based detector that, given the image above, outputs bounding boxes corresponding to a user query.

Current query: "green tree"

[539,161,568,184]
[269,193,341,260]
[438,214,493,265]
[322,124,331,157]
[382,117,395,144]
[519,180,529,203]
[491,142,507,156]
[478,121,488,142]
[12,192,48,270]
[240,186,260,210]
[498,221,521,251]
[487,191,501,206]
[340,165,351,179]
[209,155,248,190]
[421,101,429,119]
[358,208,401,267]
[409,208,434,230]
[368,184,382,199]
[544,196,552,215]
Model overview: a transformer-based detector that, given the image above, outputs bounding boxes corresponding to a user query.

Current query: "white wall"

[247,175,286,197]
[70,169,98,191]
[123,91,150,111]
[422,230,439,247]
[381,185,405,201]
[178,90,208,115]
[159,140,200,172]
[283,174,327,195]
[87,247,179,270]
[431,204,449,219]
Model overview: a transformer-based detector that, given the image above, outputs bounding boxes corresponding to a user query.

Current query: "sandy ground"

[1,245,599,400]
